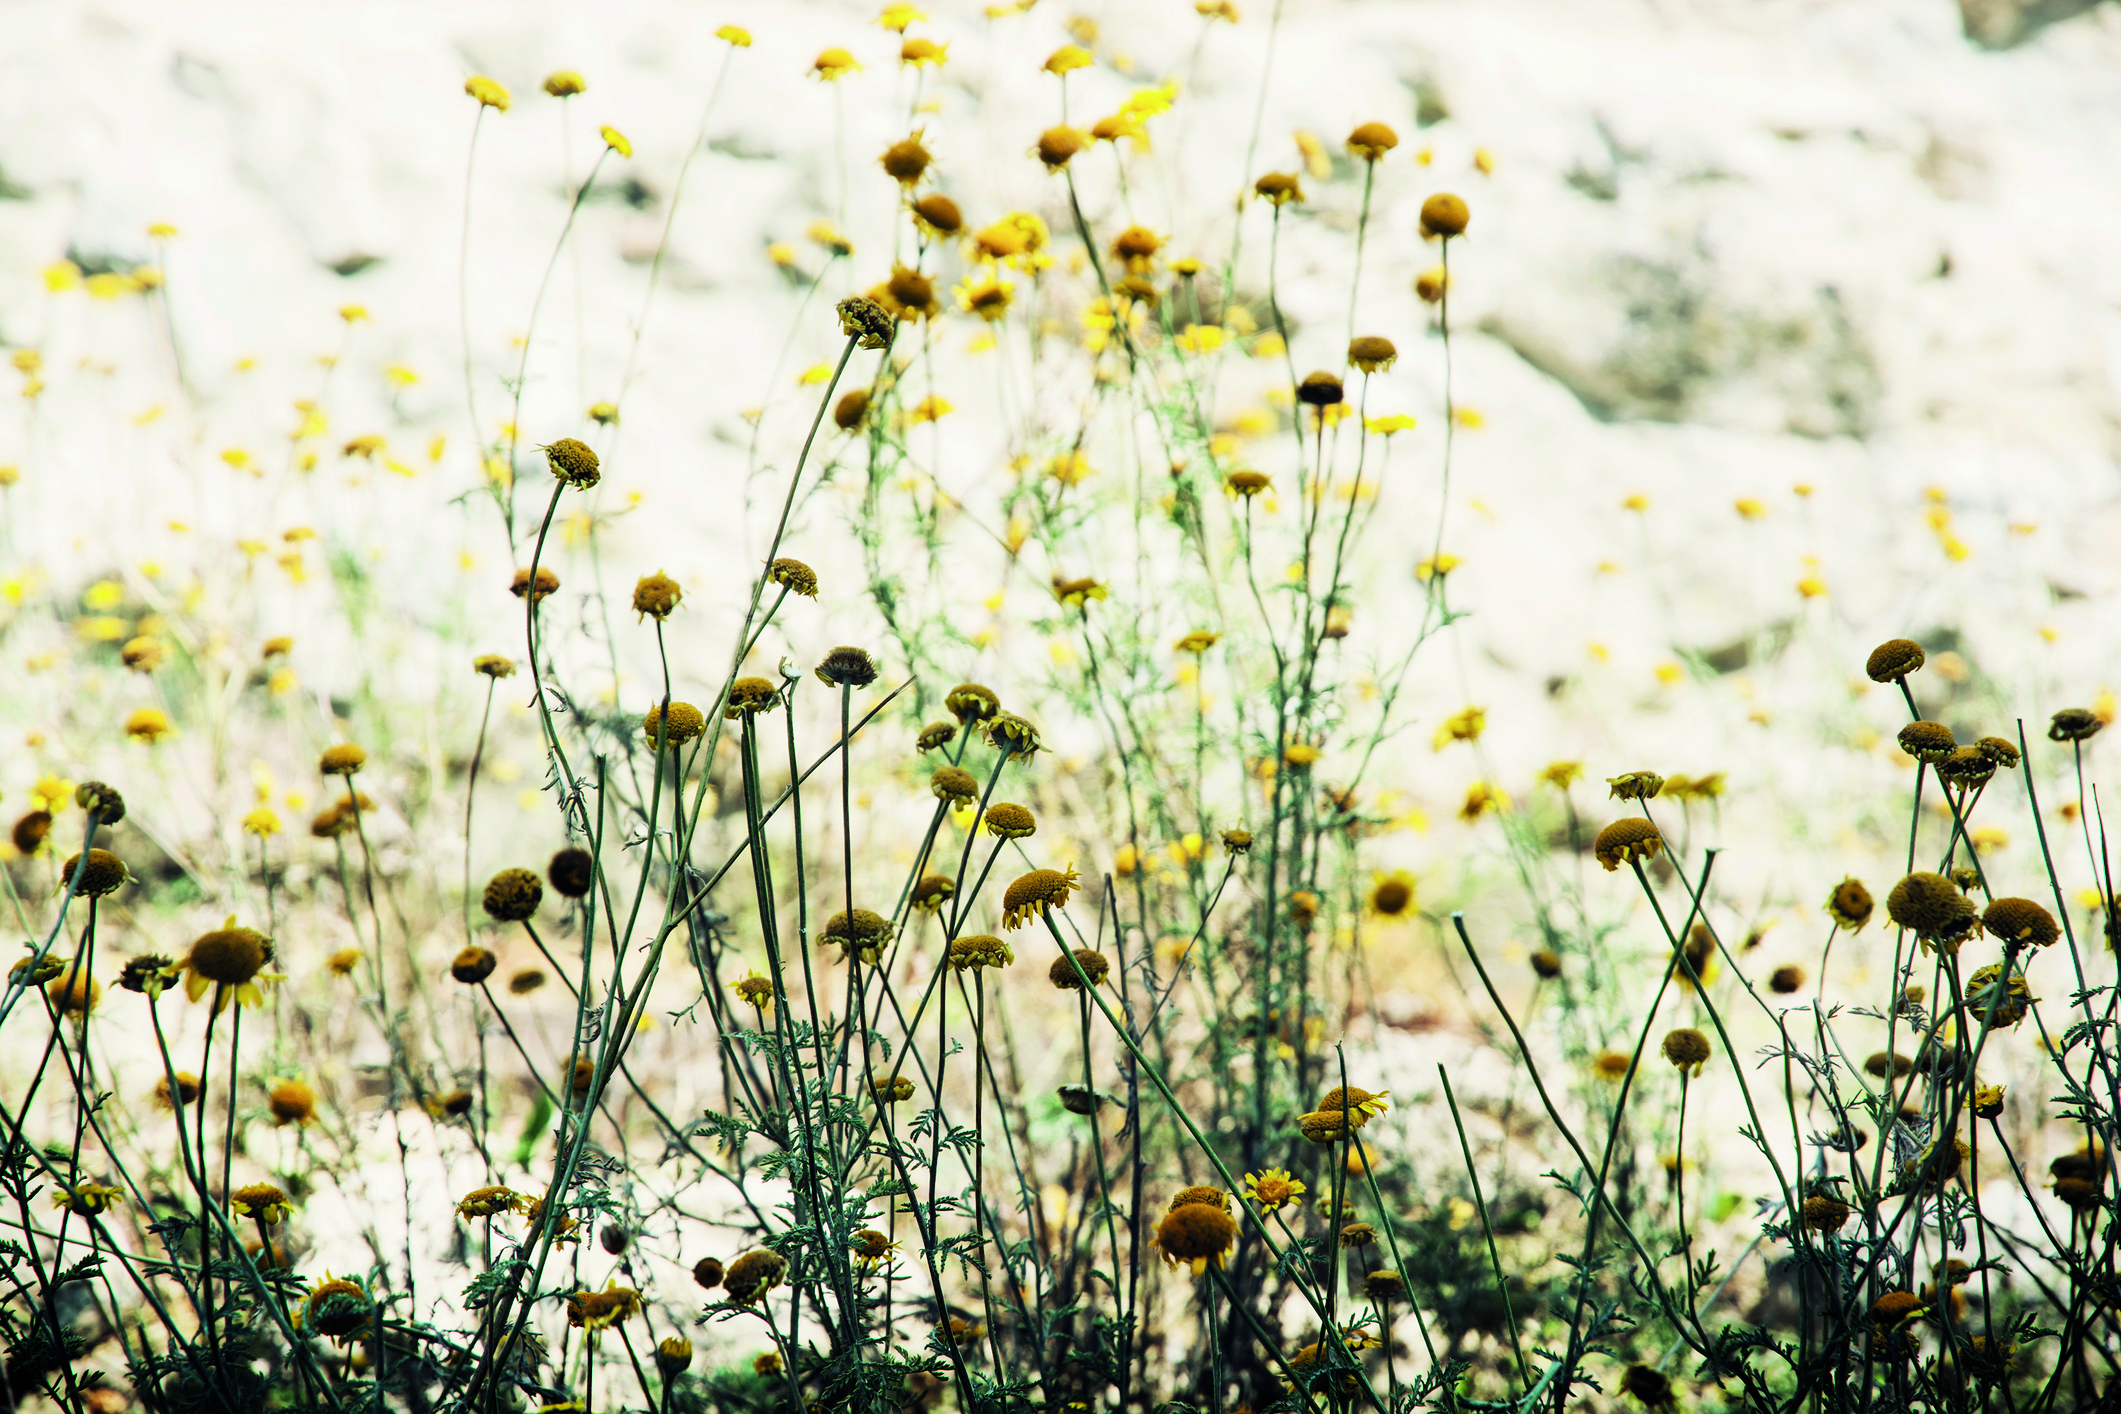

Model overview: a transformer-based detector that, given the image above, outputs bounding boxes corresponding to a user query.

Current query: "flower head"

[1886,871,1978,950]
[1155,1200,1236,1272]
[1592,818,1663,871]
[53,1183,125,1217]
[180,924,280,1013]
[812,48,861,81]
[1046,945,1107,986]
[1983,896,2059,948]
[511,566,560,602]
[1826,877,1874,931]
[723,1248,787,1304]
[1898,721,1956,763]
[483,868,543,922]
[985,802,1036,838]
[931,766,979,804]
[542,71,587,97]
[1253,172,1303,206]
[542,437,600,489]
[600,126,631,158]
[566,1280,643,1330]
[548,847,594,899]
[319,744,366,777]
[1864,638,1925,682]
[835,296,895,349]
[465,75,511,111]
[232,1182,292,1226]
[268,1079,318,1126]
[1965,964,2034,1027]
[304,1275,372,1342]
[1005,867,1082,929]
[1242,1168,1305,1212]
[632,572,681,621]
[948,935,1014,971]
[986,712,1043,759]
[1347,122,1399,161]
[880,133,934,186]
[946,682,1001,723]
[1036,126,1086,170]
[2050,707,2104,743]
[916,721,957,753]
[768,557,818,597]
[60,849,131,898]
[823,908,895,963]
[643,700,706,746]
[725,677,781,719]
[1661,1028,1711,1074]
[1348,336,1397,373]
[451,946,497,985]
[1605,770,1663,801]
[816,645,880,688]
[1419,193,1469,238]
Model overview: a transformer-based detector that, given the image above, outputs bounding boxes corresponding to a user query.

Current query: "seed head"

[1661,1028,1711,1073]
[1046,946,1107,988]
[451,946,497,985]
[1982,896,2058,948]
[320,744,367,776]
[548,847,594,899]
[1348,336,1397,373]
[1826,877,1874,931]
[2049,707,2103,743]
[1297,371,1345,407]
[1592,818,1662,872]
[483,868,543,923]
[643,700,706,746]
[632,571,682,621]
[1897,720,1956,763]
[1036,126,1087,170]
[510,566,560,601]
[1007,868,1082,929]
[1253,171,1304,205]
[541,438,600,489]
[835,296,896,349]
[1419,193,1469,238]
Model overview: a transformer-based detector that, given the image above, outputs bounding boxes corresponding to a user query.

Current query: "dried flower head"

[836,295,896,349]
[1826,877,1874,931]
[327,947,363,976]
[548,847,594,899]
[1934,746,1994,788]
[1661,1028,1711,1073]
[1982,896,2058,948]
[1898,720,1957,763]
[541,437,600,489]
[766,558,819,599]
[1802,1194,1852,1232]
[1007,868,1083,929]
[690,1257,725,1291]
[1419,193,1470,238]
[12,812,51,855]
[1976,735,2020,768]
[632,572,682,621]
[1154,1201,1236,1271]
[930,766,979,805]
[2049,707,2103,743]
[1296,371,1345,407]
[566,1281,644,1331]
[1592,818,1663,871]
[941,683,999,725]
[508,968,545,994]
[1348,336,1397,373]
[1886,871,1976,940]
[510,566,561,601]
[915,721,957,753]
[1606,770,1663,801]
[1965,964,2034,1027]
[816,645,881,688]
[823,908,895,963]
[1769,964,1805,994]
[58,848,130,899]
[986,712,1043,758]
[833,388,871,430]
[1531,948,1562,979]
[1865,638,1925,682]
[483,868,544,922]
[1253,171,1304,205]
[948,935,1014,972]
[910,873,956,914]
[725,677,781,719]
[450,946,497,985]
[1046,945,1107,987]
[723,1248,788,1305]
[643,700,706,746]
